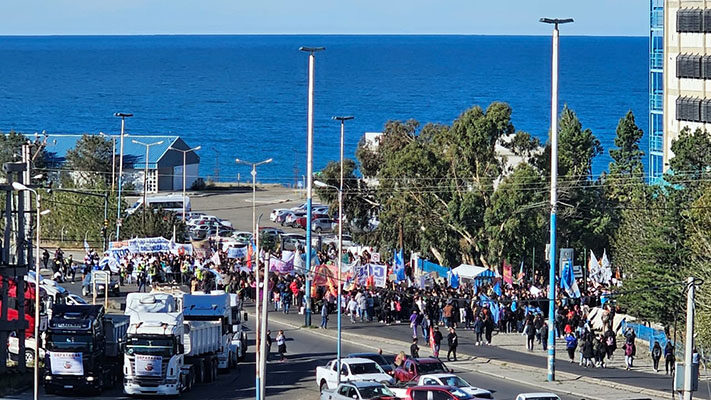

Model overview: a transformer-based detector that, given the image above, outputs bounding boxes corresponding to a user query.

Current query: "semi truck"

[43,304,129,394]
[182,291,235,370]
[123,292,222,396]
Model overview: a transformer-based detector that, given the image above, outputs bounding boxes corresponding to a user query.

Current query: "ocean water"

[0,35,647,184]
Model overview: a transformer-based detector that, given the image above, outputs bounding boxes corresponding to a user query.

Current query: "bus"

[126,195,191,215]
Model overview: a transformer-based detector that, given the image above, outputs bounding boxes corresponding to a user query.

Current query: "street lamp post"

[299,45,325,327]
[235,158,271,400]
[331,115,353,383]
[131,139,165,213]
[99,132,116,192]
[168,145,201,221]
[114,112,132,239]
[540,17,573,383]
[12,182,50,400]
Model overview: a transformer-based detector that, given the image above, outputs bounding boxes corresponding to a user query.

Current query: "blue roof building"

[42,133,200,193]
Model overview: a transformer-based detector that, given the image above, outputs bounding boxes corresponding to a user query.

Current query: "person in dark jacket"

[410,338,420,359]
[432,327,443,358]
[651,341,662,372]
[447,328,458,361]
[565,332,578,362]
[664,342,675,375]
[582,335,594,368]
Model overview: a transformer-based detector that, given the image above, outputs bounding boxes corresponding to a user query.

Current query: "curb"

[252,311,668,400]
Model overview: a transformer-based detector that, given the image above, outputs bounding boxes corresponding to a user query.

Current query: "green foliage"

[314,158,376,233]
[668,127,711,195]
[686,185,711,349]
[0,131,48,180]
[119,208,186,241]
[613,187,685,327]
[64,134,113,186]
[609,111,645,178]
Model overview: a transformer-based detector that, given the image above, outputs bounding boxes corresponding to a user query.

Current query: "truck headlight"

[86,376,95,382]
[44,375,52,381]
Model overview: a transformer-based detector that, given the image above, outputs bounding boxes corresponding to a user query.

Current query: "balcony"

[651,10,664,28]
[649,131,664,152]
[650,51,664,70]
[650,93,663,111]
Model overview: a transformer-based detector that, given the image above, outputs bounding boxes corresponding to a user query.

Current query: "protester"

[276,330,287,362]
[410,338,420,358]
[320,301,329,329]
[664,342,675,375]
[447,328,458,361]
[265,330,272,361]
[565,332,578,362]
[651,341,662,372]
[432,327,442,358]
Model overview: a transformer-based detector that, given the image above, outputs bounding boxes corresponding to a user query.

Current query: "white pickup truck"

[320,381,397,400]
[316,358,394,393]
[388,373,495,399]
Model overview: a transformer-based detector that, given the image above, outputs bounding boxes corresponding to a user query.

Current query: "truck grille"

[128,355,169,386]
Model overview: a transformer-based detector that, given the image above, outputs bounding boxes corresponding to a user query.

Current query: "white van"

[127,194,191,215]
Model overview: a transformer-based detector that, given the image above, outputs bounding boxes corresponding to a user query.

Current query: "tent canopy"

[453,264,500,280]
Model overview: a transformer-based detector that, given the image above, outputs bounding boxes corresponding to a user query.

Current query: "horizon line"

[0,32,647,38]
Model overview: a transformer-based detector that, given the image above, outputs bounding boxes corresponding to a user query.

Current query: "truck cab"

[43,304,128,394]
[183,291,235,369]
[229,293,248,362]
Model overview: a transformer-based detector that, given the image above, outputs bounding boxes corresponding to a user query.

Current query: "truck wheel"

[320,380,327,393]
[213,360,218,380]
[24,350,34,366]
[197,363,205,383]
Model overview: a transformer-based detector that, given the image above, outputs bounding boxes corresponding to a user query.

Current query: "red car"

[294,213,330,230]
[393,358,449,383]
[403,385,475,400]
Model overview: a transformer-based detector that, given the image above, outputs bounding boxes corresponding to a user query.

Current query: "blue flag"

[393,248,406,282]
[560,261,581,298]
[448,270,460,289]
[493,281,502,296]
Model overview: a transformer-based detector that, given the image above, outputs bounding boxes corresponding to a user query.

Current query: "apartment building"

[664,0,711,170]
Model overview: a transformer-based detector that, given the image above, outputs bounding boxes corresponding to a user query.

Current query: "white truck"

[316,357,394,393]
[183,291,236,370]
[123,293,222,396]
[320,381,397,400]
[228,293,248,362]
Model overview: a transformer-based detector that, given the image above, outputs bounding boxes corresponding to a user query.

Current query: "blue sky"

[2,1,648,36]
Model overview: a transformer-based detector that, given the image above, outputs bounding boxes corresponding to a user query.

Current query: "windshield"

[125,337,175,357]
[450,389,474,399]
[47,334,93,352]
[359,385,395,399]
[440,376,469,387]
[349,362,384,375]
[417,362,446,374]
[355,354,389,366]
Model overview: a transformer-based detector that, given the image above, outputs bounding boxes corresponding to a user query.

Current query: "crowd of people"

[48,234,679,374]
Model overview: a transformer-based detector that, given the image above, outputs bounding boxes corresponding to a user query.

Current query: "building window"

[676,97,702,122]
[705,9,711,32]
[677,54,702,79]
[702,99,711,123]
[677,9,703,32]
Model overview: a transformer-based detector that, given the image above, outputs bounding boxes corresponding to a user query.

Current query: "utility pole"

[540,16,573,383]
[683,276,696,400]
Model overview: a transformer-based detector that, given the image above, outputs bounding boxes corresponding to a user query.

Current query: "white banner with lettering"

[135,354,162,377]
[49,352,84,376]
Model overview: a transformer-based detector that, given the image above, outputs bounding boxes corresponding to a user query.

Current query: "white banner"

[49,352,84,376]
[135,354,162,377]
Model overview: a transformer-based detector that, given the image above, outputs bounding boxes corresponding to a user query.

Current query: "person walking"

[565,332,578,363]
[473,315,484,346]
[432,327,443,358]
[540,321,549,351]
[651,341,662,372]
[582,335,594,368]
[623,340,635,370]
[447,328,458,361]
[276,330,287,362]
[348,297,358,323]
[524,318,535,351]
[320,301,329,329]
[664,342,675,375]
[409,310,419,339]
[410,338,420,359]
[265,330,272,362]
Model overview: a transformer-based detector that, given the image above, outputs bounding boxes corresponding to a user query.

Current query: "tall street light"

[168,145,201,221]
[331,115,353,383]
[114,112,132,239]
[540,16,573,383]
[132,139,164,225]
[99,132,116,192]
[12,182,50,400]
[299,45,325,327]
[235,158,271,400]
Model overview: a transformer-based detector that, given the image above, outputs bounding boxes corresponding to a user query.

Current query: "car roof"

[413,357,443,364]
[340,357,378,365]
[349,381,385,388]
[421,373,456,379]
[517,393,560,399]
[409,385,457,391]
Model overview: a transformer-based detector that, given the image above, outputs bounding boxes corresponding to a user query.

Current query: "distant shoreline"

[0,33,647,39]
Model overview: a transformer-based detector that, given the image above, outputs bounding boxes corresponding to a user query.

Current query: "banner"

[49,352,83,376]
[270,252,295,275]
[227,246,247,259]
[367,264,387,288]
[135,354,162,377]
[503,260,513,286]
[128,237,172,253]
[313,264,339,286]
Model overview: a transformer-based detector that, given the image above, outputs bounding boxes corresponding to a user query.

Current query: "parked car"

[260,227,284,239]
[393,358,450,383]
[283,210,306,227]
[291,202,324,212]
[189,215,232,228]
[320,381,396,400]
[281,233,306,251]
[312,217,337,233]
[66,293,89,305]
[402,385,476,400]
[317,357,394,393]
[514,394,561,400]
[271,208,290,222]
[347,353,395,375]
[232,231,253,243]
[417,374,494,399]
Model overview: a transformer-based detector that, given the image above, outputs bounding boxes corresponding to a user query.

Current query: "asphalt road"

[9,316,579,400]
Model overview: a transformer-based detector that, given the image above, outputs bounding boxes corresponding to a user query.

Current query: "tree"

[609,111,645,178]
[64,134,113,186]
[667,127,711,196]
[0,131,48,181]
[686,184,711,349]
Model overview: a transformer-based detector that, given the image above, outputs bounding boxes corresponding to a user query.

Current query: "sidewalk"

[251,305,675,400]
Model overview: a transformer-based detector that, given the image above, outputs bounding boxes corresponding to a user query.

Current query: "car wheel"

[319,380,328,393]
[315,227,322,233]
[25,349,35,365]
